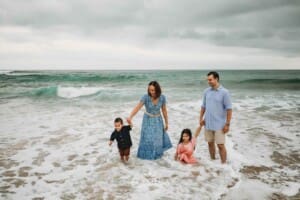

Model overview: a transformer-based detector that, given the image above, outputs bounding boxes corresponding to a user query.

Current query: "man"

[200,71,232,164]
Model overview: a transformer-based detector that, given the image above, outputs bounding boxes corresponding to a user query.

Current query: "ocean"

[0,70,299,200]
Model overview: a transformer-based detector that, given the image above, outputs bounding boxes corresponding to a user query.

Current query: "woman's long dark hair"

[178,128,192,144]
[148,81,161,98]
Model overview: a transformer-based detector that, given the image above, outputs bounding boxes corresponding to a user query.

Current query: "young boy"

[109,117,133,162]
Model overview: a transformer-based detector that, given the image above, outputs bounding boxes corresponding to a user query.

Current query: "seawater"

[0,70,299,199]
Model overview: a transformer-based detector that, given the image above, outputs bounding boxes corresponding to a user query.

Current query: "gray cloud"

[0,0,299,69]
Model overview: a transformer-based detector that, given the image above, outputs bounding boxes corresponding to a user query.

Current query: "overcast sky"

[0,0,299,70]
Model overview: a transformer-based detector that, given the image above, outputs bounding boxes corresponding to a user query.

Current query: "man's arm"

[223,91,232,134]
[226,109,232,125]
[200,91,206,126]
[199,107,206,126]
[223,109,232,134]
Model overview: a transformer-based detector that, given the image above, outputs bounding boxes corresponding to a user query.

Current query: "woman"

[127,81,172,160]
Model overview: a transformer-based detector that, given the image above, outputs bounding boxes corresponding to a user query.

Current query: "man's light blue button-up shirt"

[202,85,232,131]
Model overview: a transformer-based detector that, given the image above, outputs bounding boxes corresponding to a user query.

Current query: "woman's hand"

[126,117,132,125]
[162,104,168,131]
[164,124,168,131]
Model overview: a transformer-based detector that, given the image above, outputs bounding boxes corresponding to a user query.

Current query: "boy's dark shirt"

[110,125,132,149]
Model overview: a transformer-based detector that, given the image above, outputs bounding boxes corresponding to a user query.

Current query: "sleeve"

[201,91,206,108]
[125,125,132,131]
[140,94,147,104]
[223,91,232,110]
[110,132,116,141]
[161,95,167,105]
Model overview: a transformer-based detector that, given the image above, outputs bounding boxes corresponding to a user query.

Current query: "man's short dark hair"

[207,71,220,81]
[114,117,123,124]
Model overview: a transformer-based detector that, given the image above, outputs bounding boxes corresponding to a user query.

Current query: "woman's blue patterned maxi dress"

[137,94,172,160]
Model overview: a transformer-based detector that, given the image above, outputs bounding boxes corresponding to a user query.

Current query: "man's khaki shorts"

[205,129,225,144]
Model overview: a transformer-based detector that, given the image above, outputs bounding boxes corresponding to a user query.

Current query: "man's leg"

[217,144,227,164]
[208,142,216,160]
[216,130,226,164]
[205,130,216,160]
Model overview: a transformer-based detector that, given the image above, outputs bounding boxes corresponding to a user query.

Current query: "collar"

[210,84,223,91]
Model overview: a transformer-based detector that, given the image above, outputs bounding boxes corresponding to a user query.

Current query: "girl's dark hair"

[207,71,220,81]
[114,117,123,124]
[178,128,192,144]
[148,81,161,98]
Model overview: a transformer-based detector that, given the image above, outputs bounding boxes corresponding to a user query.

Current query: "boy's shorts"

[205,129,225,144]
[118,147,130,157]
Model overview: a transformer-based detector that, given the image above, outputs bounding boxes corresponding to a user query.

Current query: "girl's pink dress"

[176,137,197,164]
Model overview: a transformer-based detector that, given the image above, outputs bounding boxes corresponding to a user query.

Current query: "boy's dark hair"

[178,128,192,144]
[148,81,162,98]
[114,117,123,124]
[207,71,220,81]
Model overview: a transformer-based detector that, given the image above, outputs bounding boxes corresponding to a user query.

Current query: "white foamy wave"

[1,71,45,76]
[0,70,13,74]
[57,86,103,98]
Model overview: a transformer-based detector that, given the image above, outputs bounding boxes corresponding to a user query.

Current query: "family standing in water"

[109,71,232,164]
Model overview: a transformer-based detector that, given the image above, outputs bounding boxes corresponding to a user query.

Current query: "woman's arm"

[127,102,144,124]
[161,104,168,131]
[127,119,133,128]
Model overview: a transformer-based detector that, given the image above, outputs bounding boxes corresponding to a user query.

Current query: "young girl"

[175,125,203,164]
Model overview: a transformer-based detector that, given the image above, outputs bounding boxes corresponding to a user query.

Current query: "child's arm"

[109,132,115,146]
[194,125,203,138]
[174,145,181,160]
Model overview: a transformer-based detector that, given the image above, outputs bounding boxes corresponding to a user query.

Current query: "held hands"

[126,117,132,125]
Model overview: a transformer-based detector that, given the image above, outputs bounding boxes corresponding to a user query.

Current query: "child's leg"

[124,148,130,161]
[179,154,189,163]
[119,149,125,161]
